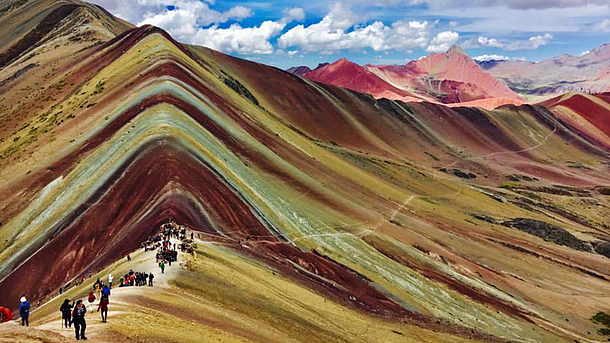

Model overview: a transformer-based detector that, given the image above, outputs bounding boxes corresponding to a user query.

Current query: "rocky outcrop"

[502,218,592,252]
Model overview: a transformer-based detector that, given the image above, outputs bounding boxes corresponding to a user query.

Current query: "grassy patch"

[501,182,521,189]
[419,196,438,205]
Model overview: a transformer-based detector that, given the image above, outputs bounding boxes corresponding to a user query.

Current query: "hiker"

[159,260,165,274]
[60,299,73,328]
[59,287,63,295]
[94,281,101,300]
[102,284,110,298]
[97,294,109,323]
[19,296,30,327]
[148,272,154,287]
[0,306,12,323]
[72,300,87,340]
[108,274,113,289]
[127,254,131,261]
[87,292,96,312]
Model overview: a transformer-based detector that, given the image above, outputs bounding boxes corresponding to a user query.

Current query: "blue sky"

[90,0,610,69]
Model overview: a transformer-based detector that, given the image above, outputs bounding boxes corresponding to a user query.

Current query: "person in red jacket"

[87,292,96,312]
[97,294,109,323]
[0,306,12,322]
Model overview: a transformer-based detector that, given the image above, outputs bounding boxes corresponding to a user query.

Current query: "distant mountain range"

[288,44,610,106]
[480,44,610,100]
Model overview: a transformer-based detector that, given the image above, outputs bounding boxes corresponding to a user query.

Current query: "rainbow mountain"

[1,0,610,342]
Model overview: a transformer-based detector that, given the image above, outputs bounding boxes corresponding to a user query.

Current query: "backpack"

[88,293,95,302]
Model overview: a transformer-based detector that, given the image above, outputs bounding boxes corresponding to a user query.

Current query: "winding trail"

[34,237,183,342]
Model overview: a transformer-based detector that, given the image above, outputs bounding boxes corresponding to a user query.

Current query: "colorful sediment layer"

[1,1,610,342]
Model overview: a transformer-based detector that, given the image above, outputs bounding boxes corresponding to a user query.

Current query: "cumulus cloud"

[463,33,552,51]
[285,7,306,22]
[190,21,286,54]
[426,31,459,52]
[278,3,431,53]
[90,0,250,27]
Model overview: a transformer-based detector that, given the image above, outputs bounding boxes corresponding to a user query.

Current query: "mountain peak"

[446,45,467,56]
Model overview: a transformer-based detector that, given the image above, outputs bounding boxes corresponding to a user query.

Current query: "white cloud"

[448,21,459,27]
[504,33,552,50]
[191,20,287,54]
[277,3,431,53]
[580,50,590,56]
[594,18,610,32]
[426,31,459,52]
[285,7,306,22]
[287,50,299,56]
[462,33,552,51]
[473,54,509,61]
[391,0,610,10]
[90,0,250,28]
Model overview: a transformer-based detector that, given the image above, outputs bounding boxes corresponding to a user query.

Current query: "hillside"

[0,1,610,342]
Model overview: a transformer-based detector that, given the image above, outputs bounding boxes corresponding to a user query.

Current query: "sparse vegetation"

[93,80,105,94]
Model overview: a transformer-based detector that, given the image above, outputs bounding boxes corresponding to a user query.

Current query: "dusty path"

[34,237,183,341]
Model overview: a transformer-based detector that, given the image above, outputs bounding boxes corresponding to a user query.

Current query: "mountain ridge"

[0,2,609,342]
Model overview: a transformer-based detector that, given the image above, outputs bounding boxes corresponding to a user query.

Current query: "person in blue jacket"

[19,296,30,327]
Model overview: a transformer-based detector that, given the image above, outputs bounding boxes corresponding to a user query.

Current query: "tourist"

[102,284,110,298]
[148,272,154,287]
[72,300,87,340]
[97,294,109,323]
[159,260,165,274]
[108,274,113,289]
[0,306,12,323]
[94,281,101,300]
[127,254,131,261]
[19,296,30,327]
[60,299,73,328]
[87,292,96,312]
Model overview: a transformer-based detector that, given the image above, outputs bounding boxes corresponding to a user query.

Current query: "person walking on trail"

[72,300,87,340]
[94,282,101,300]
[148,272,154,287]
[60,299,73,328]
[19,296,30,327]
[97,294,109,323]
[87,292,96,313]
[102,284,110,298]
[108,274,113,289]
[159,260,165,274]
[126,254,131,261]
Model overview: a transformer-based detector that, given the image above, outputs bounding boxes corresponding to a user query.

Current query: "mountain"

[290,46,524,109]
[482,44,610,100]
[1,1,610,342]
[303,58,427,102]
[285,65,311,76]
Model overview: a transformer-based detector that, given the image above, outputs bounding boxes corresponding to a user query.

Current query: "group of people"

[118,269,154,287]
[6,219,195,340]
[60,298,91,340]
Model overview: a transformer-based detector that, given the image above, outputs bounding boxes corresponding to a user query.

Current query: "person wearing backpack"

[72,300,87,340]
[19,296,30,327]
[60,299,73,328]
[148,272,154,287]
[87,292,96,312]
[102,285,110,298]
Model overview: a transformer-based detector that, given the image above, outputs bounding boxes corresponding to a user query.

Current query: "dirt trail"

[34,237,183,341]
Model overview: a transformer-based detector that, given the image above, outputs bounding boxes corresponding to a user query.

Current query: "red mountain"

[304,58,427,102]
[295,47,523,109]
